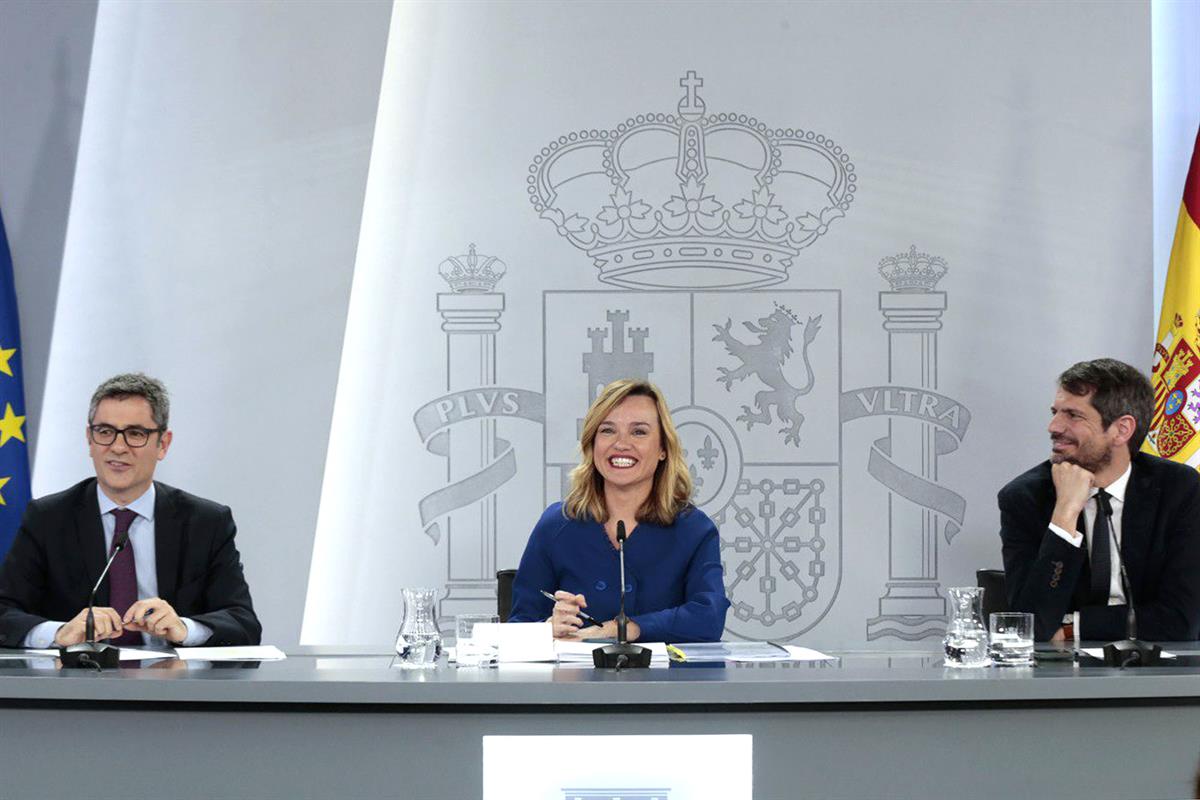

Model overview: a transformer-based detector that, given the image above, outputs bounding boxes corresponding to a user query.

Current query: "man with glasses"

[0,373,260,648]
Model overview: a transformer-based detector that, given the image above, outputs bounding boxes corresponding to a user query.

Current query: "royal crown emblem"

[528,72,856,290]
[877,245,948,292]
[438,243,507,293]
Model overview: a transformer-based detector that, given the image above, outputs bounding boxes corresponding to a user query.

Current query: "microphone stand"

[59,530,131,670]
[1097,496,1161,668]
[594,520,652,670]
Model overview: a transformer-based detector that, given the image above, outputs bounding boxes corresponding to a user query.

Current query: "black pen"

[539,589,605,629]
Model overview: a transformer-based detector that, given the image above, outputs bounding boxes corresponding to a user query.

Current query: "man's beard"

[1050,435,1113,473]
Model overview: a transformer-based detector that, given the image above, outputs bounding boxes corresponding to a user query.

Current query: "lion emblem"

[713,303,822,446]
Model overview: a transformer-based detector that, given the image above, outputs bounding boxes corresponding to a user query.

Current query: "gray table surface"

[3,644,1200,799]
[2,643,1200,706]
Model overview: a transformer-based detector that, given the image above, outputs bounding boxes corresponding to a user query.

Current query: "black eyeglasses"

[88,424,163,448]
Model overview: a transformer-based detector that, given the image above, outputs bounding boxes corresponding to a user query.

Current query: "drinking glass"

[989,612,1035,666]
[456,613,500,668]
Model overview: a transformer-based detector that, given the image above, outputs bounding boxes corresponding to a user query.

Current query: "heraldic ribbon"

[413,388,545,542]
[840,386,971,542]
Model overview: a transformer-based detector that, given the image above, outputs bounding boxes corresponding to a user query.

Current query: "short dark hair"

[1057,358,1153,455]
[88,373,170,430]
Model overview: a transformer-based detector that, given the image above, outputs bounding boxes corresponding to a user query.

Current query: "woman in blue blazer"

[508,379,729,642]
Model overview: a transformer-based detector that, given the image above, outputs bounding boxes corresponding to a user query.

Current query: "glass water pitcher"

[943,586,989,668]
[394,587,443,669]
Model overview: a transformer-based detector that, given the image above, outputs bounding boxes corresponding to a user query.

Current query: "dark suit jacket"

[999,452,1200,642]
[0,479,261,647]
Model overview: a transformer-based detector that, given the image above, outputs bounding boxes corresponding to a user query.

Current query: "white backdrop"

[302,1,1153,648]
[27,0,392,644]
[2,0,1191,648]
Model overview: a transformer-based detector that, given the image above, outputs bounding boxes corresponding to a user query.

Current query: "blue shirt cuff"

[22,620,64,649]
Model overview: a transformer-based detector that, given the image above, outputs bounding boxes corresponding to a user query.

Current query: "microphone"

[1096,494,1161,667]
[593,520,652,669]
[616,520,629,644]
[59,528,132,670]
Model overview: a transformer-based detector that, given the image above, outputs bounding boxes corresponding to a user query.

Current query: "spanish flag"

[1145,125,1200,472]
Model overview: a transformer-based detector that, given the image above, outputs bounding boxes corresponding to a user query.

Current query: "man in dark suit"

[0,373,260,648]
[999,358,1200,642]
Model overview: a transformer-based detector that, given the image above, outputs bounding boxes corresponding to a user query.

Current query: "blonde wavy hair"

[562,379,692,526]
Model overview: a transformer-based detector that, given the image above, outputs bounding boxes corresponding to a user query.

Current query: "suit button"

[1050,580,1059,588]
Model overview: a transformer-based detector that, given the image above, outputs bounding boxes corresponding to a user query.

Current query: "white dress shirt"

[1047,463,1131,636]
[22,484,212,648]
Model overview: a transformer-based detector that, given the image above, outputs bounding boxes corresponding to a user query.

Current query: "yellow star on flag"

[0,476,9,506]
[0,345,15,377]
[0,403,26,447]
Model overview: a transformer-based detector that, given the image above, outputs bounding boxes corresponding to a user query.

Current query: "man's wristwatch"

[1058,611,1076,642]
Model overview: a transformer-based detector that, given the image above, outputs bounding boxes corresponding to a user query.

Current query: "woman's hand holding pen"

[548,590,593,638]
[547,589,620,639]
[544,589,642,641]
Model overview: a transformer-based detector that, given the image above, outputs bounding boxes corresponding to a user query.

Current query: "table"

[1,646,1198,799]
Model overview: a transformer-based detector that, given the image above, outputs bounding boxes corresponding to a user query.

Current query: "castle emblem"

[527,71,856,290]
[583,310,653,403]
[713,303,822,447]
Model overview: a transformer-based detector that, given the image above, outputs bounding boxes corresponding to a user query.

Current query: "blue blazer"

[509,502,730,642]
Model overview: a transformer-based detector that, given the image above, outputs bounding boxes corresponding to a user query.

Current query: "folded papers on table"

[666,642,836,663]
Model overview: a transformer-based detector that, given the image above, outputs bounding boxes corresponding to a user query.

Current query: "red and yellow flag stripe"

[1145,126,1200,471]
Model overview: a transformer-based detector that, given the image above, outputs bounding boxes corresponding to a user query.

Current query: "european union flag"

[0,207,31,558]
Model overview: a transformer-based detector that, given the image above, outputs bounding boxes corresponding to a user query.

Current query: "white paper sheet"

[1080,647,1175,660]
[554,640,670,665]
[0,648,174,661]
[0,649,58,659]
[174,645,287,661]
[119,648,176,661]
[781,645,838,662]
[471,622,556,663]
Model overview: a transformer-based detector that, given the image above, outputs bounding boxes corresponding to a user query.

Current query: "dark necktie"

[1070,512,1091,612]
[108,508,142,646]
[1089,489,1113,606]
